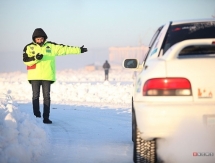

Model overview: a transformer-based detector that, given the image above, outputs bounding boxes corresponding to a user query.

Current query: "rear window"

[179,45,215,58]
[163,22,215,54]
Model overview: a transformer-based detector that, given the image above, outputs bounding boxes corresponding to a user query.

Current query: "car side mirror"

[123,59,138,68]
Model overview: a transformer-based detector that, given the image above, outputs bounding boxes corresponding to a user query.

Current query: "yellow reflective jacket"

[23,41,81,82]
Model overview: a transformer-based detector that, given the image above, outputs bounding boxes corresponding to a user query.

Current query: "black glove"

[80,45,88,53]
[36,53,43,60]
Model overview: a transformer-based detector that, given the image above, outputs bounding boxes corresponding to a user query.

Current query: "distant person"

[23,28,87,124]
[103,60,111,81]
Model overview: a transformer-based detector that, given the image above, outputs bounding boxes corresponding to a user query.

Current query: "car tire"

[132,99,136,142]
[133,127,156,163]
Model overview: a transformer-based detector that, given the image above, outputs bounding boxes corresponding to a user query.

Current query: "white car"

[123,19,215,163]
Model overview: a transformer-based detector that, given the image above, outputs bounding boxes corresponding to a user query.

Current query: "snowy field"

[0,68,134,163]
[1,68,215,163]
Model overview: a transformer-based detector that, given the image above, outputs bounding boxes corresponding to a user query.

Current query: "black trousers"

[104,70,109,80]
[31,80,51,119]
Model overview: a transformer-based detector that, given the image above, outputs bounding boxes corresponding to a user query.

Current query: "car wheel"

[133,128,156,163]
[132,99,136,142]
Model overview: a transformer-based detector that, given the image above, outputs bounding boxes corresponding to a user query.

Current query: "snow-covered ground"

[0,68,134,163]
[1,68,215,163]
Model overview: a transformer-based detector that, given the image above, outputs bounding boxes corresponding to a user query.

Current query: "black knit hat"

[32,28,48,41]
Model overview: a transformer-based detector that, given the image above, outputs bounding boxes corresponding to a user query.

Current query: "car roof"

[170,18,215,25]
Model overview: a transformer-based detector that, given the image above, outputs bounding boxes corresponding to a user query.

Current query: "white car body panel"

[135,102,215,140]
[164,39,215,102]
[146,23,170,61]
[133,38,215,140]
[134,59,166,101]
[171,18,215,25]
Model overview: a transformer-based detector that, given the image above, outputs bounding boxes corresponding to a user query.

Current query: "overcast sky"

[0,0,215,72]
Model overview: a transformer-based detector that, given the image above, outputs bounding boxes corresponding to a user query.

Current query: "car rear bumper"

[134,101,215,140]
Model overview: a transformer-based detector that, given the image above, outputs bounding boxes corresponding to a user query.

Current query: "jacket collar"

[32,40,48,47]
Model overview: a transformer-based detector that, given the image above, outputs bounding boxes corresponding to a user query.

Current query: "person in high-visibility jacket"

[23,28,87,124]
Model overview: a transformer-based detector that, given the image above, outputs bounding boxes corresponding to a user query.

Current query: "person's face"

[35,37,44,44]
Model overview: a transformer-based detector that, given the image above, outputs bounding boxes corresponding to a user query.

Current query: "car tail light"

[212,41,215,45]
[142,78,192,96]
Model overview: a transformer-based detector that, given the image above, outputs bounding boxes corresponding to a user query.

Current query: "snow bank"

[0,94,49,163]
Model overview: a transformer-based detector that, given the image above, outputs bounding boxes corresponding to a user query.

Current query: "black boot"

[43,118,52,124]
[33,99,41,117]
[43,98,51,123]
